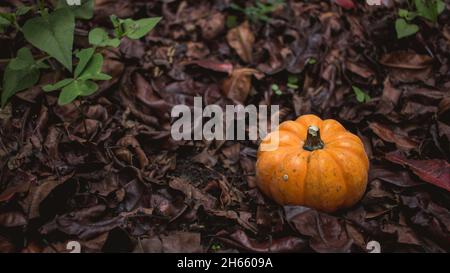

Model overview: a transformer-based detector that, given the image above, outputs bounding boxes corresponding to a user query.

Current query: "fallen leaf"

[222,68,262,104]
[334,0,355,9]
[22,174,73,219]
[188,59,233,74]
[218,230,307,253]
[199,12,225,40]
[386,151,450,192]
[0,211,27,228]
[369,122,419,150]
[169,178,217,210]
[227,21,254,63]
[380,51,433,69]
[284,206,353,253]
[160,231,203,253]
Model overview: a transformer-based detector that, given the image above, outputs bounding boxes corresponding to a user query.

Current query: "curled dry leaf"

[0,235,15,253]
[188,59,233,75]
[227,21,254,63]
[222,68,263,104]
[218,230,307,253]
[199,12,225,40]
[379,51,433,70]
[379,51,434,84]
[386,151,450,192]
[22,174,73,219]
[169,178,217,210]
[40,205,126,240]
[0,211,27,228]
[117,135,149,169]
[369,122,419,150]
[284,206,353,253]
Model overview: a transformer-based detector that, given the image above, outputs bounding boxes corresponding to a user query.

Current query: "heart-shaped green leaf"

[88,28,120,48]
[122,17,161,39]
[78,53,111,81]
[74,48,95,78]
[395,19,419,39]
[23,8,75,72]
[352,86,371,103]
[58,80,98,105]
[1,48,41,107]
[414,0,445,22]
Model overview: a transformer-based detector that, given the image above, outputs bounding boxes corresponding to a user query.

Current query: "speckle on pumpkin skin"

[282,174,289,181]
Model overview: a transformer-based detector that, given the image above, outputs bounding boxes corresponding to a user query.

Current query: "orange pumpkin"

[256,114,369,213]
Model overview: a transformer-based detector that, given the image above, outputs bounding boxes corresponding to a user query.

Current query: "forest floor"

[0,0,449,253]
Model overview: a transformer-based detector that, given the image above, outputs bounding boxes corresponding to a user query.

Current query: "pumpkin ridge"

[303,150,325,210]
[324,132,363,146]
[326,144,369,171]
[269,149,297,204]
[277,129,303,147]
[298,150,309,205]
[278,121,308,140]
[322,149,351,208]
[264,148,291,203]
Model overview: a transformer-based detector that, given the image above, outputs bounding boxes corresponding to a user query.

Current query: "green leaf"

[78,80,98,96]
[57,0,94,20]
[307,58,317,65]
[437,0,445,14]
[8,47,35,70]
[23,8,75,72]
[58,79,98,105]
[58,81,80,105]
[74,48,95,78]
[122,17,161,39]
[0,13,14,23]
[398,9,409,18]
[398,9,418,20]
[110,15,123,38]
[414,0,444,22]
[0,16,11,25]
[226,15,238,29]
[16,6,32,16]
[395,18,419,39]
[287,74,299,89]
[45,50,110,105]
[352,86,371,103]
[76,53,112,81]
[43,78,74,92]
[271,84,282,95]
[88,73,112,81]
[1,48,41,107]
[88,28,120,47]
[0,14,12,32]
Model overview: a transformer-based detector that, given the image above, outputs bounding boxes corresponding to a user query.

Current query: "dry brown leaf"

[379,51,433,69]
[222,68,263,104]
[227,21,254,63]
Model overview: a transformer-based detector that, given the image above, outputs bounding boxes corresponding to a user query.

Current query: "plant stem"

[303,126,325,151]
[38,0,45,13]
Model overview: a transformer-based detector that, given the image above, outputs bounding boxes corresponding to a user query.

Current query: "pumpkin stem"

[303,126,324,151]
